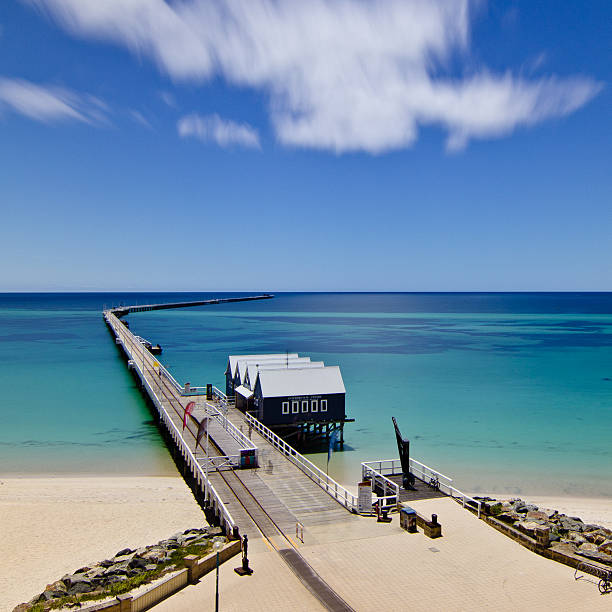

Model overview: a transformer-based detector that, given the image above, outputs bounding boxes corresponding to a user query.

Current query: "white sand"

[0,476,206,611]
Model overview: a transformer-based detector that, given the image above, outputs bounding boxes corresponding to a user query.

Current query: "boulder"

[599,540,612,555]
[113,553,135,564]
[103,561,130,576]
[526,511,549,522]
[567,532,588,546]
[516,504,538,514]
[115,548,133,557]
[497,511,522,524]
[64,573,91,588]
[516,521,543,536]
[44,580,67,595]
[558,516,584,533]
[144,564,158,572]
[68,581,93,595]
[130,557,149,570]
[142,548,166,563]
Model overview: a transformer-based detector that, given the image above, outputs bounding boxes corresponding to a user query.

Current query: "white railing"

[213,386,235,407]
[361,457,482,518]
[205,403,257,453]
[245,413,359,513]
[105,312,238,532]
[361,460,400,509]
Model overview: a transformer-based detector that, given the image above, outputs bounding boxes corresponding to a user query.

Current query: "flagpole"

[206,404,210,503]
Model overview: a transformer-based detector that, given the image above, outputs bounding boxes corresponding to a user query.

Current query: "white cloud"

[0,77,109,124]
[128,109,152,129]
[25,0,602,153]
[178,113,260,148]
[158,90,177,109]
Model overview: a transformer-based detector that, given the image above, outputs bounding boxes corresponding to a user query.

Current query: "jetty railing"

[245,413,359,513]
[361,458,482,517]
[205,402,258,454]
[361,460,401,508]
[105,311,238,533]
[212,386,234,407]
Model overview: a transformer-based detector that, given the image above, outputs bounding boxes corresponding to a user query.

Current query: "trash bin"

[400,506,417,533]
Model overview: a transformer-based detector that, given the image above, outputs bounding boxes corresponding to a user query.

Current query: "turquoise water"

[1,293,611,497]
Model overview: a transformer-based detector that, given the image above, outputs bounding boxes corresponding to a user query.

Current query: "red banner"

[182,401,196,431]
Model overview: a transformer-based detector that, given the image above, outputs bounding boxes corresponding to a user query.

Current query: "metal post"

[215,549,220,612]
[206,404,210,499]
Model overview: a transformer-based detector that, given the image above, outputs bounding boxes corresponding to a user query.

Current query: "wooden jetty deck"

[387,474,448,503]
[104,304,356,611]
[110,294,273,317]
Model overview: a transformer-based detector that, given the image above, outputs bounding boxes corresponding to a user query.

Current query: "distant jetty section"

[109,293,273,317]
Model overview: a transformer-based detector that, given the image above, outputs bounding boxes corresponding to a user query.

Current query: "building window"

[311,399,318,412]
[292,401,299,414]
[282,401,289,415]
[302,400,309,413]
[321,399,327,412]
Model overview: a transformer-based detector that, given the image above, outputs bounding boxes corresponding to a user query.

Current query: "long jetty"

[104,298,358,611]
[110,293,273,317]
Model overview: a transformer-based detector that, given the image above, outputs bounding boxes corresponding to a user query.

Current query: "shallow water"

[1,293,611,497]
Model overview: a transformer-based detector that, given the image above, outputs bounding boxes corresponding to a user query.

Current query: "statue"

[234,534,253,576]
[392,417,415,490]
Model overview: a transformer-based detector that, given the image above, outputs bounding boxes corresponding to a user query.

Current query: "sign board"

[240,449,257,468]
[358,480,373,514]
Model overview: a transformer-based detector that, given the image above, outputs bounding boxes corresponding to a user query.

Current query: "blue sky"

[0,0,610,291]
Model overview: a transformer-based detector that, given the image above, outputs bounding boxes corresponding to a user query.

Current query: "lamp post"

[212,537,224,612]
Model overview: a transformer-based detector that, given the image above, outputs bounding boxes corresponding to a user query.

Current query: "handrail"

[245,413,359,513]
[205,402,258,453]
[105,311,237,531]
[361,457,482,518]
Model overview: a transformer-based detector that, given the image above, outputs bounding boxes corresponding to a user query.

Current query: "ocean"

[1,292,611,498]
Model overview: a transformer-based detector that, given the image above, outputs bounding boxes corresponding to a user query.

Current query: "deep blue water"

[1,292,611,497]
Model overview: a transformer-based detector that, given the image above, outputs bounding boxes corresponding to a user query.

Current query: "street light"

[212,536,224,612]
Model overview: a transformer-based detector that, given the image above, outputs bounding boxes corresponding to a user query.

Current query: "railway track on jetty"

[106,304,354,612]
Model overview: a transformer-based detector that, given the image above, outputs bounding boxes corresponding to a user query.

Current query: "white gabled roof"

[257,366,345,398]
[245,358,313,386]
[247,361,325,390]
[235,385,254,399]
[227,353,298,377]
[236,354,302,383]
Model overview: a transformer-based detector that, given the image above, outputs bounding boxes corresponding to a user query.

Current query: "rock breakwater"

[477,497,612,566]
[14,526,224,611]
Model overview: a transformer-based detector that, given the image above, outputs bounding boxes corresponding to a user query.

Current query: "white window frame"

[302,400,309,413]
[282,401,289,415]
[292,401,299,414]
[311,399,318,412]
[321,399,328,412]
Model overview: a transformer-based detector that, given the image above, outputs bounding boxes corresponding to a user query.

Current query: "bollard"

[432,514,438,525]
[184,555,199,584]
[117,594,133,612]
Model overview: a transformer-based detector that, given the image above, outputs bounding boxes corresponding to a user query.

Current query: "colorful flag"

[196,417,208,449]
[182,401,196,431]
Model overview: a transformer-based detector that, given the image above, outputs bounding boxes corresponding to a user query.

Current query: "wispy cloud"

[0,77,109,124]
[159,90,177,109]
[128,109,152,129]
[25,0,603,153]
[177,113,260,149]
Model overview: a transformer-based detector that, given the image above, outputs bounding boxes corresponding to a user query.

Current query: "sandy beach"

[0,475,205,611]
[2,475,611,611]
